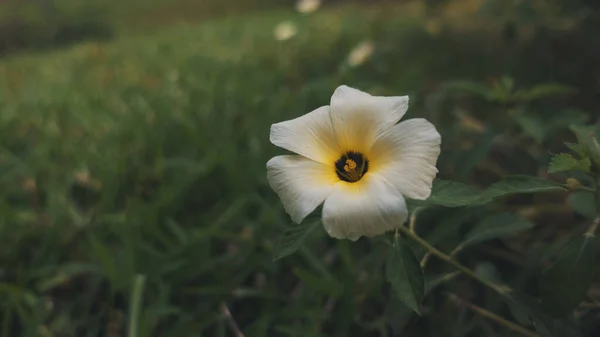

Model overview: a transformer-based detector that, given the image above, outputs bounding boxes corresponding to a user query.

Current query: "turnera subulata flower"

[267,86,441,240]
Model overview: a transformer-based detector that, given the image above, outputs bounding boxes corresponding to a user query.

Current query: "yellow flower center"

[335,151,369,183]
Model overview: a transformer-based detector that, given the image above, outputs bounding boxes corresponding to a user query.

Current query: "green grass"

[0,5,444,336]
[2,1,598,336]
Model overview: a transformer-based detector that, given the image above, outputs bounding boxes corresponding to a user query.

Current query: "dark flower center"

[334,151,369,183]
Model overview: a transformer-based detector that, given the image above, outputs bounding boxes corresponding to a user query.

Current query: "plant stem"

[128,274,146,337]
[396,225,509,294]
[447,293,540,337]
[585,217,600,238]
[220,302,245,337]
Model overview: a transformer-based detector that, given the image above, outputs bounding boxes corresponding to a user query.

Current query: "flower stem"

[396,225,509,294]
[446,293,540,337]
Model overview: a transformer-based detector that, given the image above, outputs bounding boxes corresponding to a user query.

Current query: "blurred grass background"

[1,0,600,336]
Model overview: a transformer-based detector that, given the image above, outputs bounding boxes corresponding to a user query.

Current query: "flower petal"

[329,85,409,153]
[267,155,338,224]
[370,118,441,200]
[322,173,408,241]
[270,106,339,164]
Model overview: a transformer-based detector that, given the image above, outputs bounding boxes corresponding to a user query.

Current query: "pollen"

[335,151,369,183]
[344,159,357,171]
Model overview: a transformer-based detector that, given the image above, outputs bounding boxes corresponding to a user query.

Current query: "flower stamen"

[335,151,368,183]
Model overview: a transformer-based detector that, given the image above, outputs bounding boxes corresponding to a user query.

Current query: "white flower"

[347,40,375,67]
[274,21,298,41]
[296,0,321,14]
[267,85,441,241]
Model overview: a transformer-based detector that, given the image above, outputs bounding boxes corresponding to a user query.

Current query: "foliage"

[1,0,600,337]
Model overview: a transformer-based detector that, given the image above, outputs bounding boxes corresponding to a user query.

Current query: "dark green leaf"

[292,268,344,297]
[421,180,482,207]
[443,80,494,100]
[455,130,497,180]
[385,295,414,335]
[461,213,534,247]
[386,236,425,315]
[479,176,566,203]
[505,291,583,337]
[567,191,597,219]
[547,153,590,173]
[272,220,321,261]
[539,234,598,314]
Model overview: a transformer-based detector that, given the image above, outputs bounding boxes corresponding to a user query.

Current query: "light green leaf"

[386,236,425,315]
[513,113,545,143]
[570,124,600,168]
[565,142,588,158]
[548,153,591,173]
[539,234,598,314]
[461,213,534,247]
[513,83,575,102]
[479,176,567,203]
[272,220,320,261]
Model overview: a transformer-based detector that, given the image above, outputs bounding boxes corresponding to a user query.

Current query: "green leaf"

[272,220,321,261]
[565,142,588,158]
[411,177,566,209]
[443,80,494,100]
[292,268,344,297]
[513,113,545,143]
[539,234,598,314]
[420,180,483,207]
[513,83,575,102]
[548,153,591,173]
[386,236,425,315]
[513,110,589,143]
[479,176,566,203]
[567,191,597,219]
[505,291,583,337]
[570,124,600,168]
[461,213,534,247]
[385,295,413,335]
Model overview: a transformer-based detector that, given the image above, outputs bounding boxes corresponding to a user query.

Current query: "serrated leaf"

[539,234,598,314]
[567,191,596,219]
[411,177,566,209]
[461,213,534,247]
[272,220,320,261]
[479,176,566,203]
[565,142,588,158]
[386,236,424,315]
[570,124,600,168]
[548,153,591,173]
